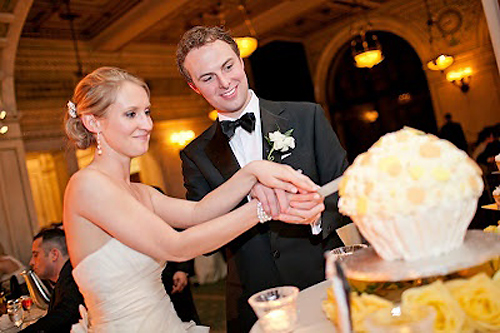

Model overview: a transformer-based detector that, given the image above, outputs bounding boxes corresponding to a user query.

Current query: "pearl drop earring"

[97,132,103,155]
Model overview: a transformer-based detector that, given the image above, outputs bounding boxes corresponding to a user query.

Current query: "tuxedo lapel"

[260,100,292,244]
[260,100,289,163]
[205,121,241,181]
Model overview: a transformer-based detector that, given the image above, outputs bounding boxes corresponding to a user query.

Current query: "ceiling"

[21,0,391,51]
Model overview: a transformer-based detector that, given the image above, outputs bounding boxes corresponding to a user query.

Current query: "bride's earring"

[96,132,103,155]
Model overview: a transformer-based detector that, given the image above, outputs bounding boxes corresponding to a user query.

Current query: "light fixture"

[446,67,472,93]
[208,110,218,121]
[0,110,7,135]
[60,0,84,78]
[234,2,258,58]
[170,130,195,147]
[424,0,454,72]
[427,54,454,71]
[361,110,379,123]
[235,37,258,58]
[351,29,384,68]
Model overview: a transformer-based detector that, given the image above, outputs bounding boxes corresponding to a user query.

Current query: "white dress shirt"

[218,90,262,167]
[218,90,321,234]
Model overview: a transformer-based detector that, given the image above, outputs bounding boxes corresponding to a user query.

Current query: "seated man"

[21,227,84,332]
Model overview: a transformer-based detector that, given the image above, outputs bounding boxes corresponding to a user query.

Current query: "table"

[250,280,336,333]
[0,307,45,332]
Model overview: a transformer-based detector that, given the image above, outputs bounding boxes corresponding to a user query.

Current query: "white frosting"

[338,127,483,261]
[495,154,500,162]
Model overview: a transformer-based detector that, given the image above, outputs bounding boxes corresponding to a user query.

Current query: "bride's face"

[99,81,153,158]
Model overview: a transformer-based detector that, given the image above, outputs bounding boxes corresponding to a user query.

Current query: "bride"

[63,67,324,332]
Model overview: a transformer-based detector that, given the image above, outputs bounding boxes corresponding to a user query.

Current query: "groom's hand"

[278,190,324,225]
[171,271,188,294]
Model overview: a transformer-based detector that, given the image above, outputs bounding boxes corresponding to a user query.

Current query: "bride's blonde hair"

[64,67,150,149]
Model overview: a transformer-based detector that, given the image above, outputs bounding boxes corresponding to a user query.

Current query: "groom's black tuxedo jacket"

[180,99,349,332]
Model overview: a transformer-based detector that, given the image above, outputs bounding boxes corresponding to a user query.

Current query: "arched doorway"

[327,31,437,162]
[250,40,315,102]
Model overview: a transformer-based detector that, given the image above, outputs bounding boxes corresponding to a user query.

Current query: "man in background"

[22,228,83,332]
[439,113,468,152]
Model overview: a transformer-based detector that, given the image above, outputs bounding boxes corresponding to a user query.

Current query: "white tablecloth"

[250,280,336,333]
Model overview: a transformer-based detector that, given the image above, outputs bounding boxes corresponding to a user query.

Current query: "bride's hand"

[250,184,293,219]
[250,183,325,225]
[244,161,319,194]
[278,190,324,224]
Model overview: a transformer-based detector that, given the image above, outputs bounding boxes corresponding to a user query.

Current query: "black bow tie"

[220,113,256,139]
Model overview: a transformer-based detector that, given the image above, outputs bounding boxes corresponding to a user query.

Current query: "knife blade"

[317,175,344,197]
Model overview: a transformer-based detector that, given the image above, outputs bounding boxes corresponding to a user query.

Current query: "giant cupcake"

[338,127,483,261]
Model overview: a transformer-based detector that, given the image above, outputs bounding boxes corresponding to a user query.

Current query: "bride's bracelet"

[256,201,273,223]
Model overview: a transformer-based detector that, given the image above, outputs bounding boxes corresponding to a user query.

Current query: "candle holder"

[248,286,299,333]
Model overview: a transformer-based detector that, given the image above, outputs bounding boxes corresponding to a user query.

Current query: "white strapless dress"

[72,238,209,332]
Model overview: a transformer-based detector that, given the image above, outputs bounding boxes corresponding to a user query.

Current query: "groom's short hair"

[176,26,240,84]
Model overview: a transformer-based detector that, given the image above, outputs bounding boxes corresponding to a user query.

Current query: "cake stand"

[342,230,500,282]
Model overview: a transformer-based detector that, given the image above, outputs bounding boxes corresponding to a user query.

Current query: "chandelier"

[427,54,454,71]
[60,0,84,78]
[351,29,384,69]
[234,2,258,58]
[424,0,454,71]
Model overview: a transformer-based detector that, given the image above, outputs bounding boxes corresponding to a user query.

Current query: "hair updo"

[64,67,150,149]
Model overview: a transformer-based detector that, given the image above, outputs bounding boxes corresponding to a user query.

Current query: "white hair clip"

[67,101,78,119]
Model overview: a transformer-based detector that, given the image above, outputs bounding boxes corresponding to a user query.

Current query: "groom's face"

[184,40,251,118]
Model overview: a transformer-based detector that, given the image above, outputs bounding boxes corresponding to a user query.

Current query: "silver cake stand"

[342,230,500,282]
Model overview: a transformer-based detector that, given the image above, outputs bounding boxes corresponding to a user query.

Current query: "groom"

[176,26,349,332]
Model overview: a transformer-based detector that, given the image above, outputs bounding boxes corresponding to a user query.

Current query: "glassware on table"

[325,244,367,279]
[0,291,6,315]
[21,270,50,310]
[330,244,368,261]
[248,286,299,333]
[364,305,436,333]
[6,299,24,328]
[20,295,33,313]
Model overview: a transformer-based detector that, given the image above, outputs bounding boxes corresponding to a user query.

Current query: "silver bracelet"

[256,201,272,223]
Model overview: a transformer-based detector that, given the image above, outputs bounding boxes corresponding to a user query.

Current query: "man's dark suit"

[161,260,200,324]
[21,260,84,333]
[181,99,349,332]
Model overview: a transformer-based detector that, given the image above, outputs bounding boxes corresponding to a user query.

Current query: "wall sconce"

[170,130,195,147]
[0,110,8,135]
[446,67,472,93]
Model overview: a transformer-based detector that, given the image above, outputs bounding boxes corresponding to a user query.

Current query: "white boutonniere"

[265,128,295,161]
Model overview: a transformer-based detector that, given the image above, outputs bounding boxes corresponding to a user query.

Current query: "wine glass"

[20,295,33,319]
[7,299,24,328]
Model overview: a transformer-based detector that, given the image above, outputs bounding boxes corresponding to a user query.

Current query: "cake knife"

[317,175,344,197]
